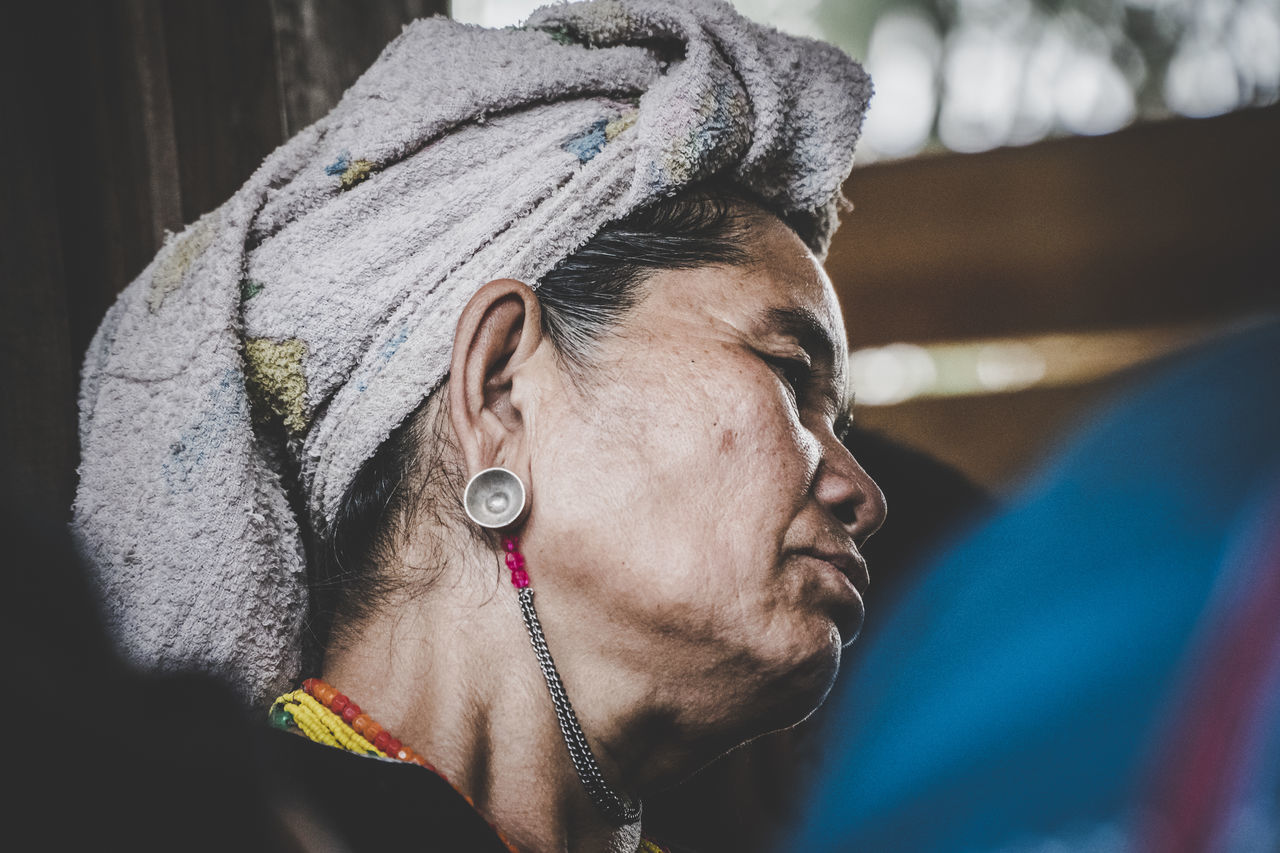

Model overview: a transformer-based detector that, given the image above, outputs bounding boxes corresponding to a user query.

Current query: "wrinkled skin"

[516,209,887,766]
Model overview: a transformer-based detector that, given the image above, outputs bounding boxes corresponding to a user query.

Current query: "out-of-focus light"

[729,0,825,40]
[1232,0,1280,99]
[863,12,942,158]
[452,0,828,34]
[450,0,542,26]
[1123,0,1179,10]
[975,342,1047,391]
[1054,52,1136,135]
[847,321,1256,406]
[1011,23,1071,145]
[957,0,1022,16]
[939,25,1025,152]
[1166,42,1242,117]
[848,344,937,406]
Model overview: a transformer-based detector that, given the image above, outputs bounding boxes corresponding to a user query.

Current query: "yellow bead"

[274,687,397,759]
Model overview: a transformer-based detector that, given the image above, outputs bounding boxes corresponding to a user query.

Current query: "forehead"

[640,211,846,350]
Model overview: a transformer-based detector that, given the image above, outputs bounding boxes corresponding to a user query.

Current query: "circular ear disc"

[463,467,527,529]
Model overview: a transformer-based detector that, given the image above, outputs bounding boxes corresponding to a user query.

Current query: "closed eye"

[834,403,853,444]
[765,353,853,443]
[765,355,812,398]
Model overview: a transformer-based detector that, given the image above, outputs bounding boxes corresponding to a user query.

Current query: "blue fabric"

[778,320,1280,852]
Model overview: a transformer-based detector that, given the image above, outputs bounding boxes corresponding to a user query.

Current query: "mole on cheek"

[719,429,737,453]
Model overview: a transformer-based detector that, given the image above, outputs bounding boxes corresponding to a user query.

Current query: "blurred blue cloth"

[778,319,1280,852]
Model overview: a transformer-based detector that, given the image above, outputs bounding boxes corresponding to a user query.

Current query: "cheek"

[532,355,820,638]
[629,366,806,546]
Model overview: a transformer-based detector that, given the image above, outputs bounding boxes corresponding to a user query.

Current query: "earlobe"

[448,278,544,480]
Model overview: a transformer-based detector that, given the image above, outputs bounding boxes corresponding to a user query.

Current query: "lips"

[797,547,870,595]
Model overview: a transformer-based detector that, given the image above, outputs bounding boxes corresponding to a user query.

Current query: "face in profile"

[521,208,886,748]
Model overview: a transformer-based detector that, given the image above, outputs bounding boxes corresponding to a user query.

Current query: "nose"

[813,435,887,546]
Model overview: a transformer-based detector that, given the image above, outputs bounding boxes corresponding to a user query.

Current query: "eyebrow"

[756,305,853,419]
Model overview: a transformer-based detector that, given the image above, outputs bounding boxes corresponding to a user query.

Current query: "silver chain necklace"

[516,586,642,825]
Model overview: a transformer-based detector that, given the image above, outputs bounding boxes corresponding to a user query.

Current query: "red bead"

[301,678,318,695]
[341,703,361,723]
[512,568,530,589]
[330,694,349,714]
[505,551,525,570]
[503,537,518,552]
[385,737,402,755]
[373,731,392,751]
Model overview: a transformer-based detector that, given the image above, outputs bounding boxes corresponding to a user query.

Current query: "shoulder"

[260,727,513,852]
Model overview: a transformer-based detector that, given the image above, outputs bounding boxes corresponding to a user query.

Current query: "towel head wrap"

[73,0,872,704]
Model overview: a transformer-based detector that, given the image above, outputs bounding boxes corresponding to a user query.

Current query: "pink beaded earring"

[503,537,529,588]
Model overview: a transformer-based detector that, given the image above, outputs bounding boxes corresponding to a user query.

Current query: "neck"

[322,553,653,853]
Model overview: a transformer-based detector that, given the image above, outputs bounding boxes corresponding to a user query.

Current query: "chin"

[755,622,844,735]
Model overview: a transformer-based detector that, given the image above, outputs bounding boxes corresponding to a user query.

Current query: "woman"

[73,1,884,850]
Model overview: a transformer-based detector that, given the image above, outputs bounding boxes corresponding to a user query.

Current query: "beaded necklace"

[269,677,430,765]
[268,677,669,853]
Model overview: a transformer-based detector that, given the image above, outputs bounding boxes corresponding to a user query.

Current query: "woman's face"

[520,209,886,744]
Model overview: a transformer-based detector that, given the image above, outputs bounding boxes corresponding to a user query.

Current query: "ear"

[448,278,544,482]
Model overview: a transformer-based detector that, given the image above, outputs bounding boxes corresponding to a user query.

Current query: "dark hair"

[306,187,756,657]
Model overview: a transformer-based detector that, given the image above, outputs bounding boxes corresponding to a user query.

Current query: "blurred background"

[4,0,1276,516]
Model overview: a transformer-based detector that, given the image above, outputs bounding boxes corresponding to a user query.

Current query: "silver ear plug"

[463,467,527,529]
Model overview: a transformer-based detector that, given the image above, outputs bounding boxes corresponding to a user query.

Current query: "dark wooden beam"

[832,105,1280,348]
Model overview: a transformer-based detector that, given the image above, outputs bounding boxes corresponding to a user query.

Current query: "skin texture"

[323,208,886,852]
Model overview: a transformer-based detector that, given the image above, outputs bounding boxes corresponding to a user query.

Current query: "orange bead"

[395,747,413,762]
[315,683,336,705]
[350,714,371,735]
[364,721,383,743]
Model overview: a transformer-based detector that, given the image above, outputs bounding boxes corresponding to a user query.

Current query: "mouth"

[797,546,870,596]
[793,547,868,647]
